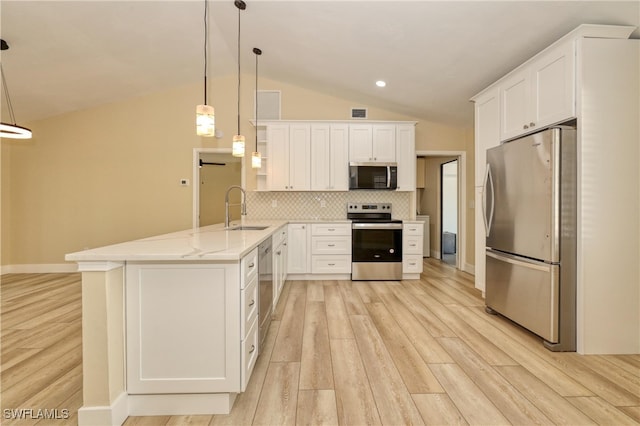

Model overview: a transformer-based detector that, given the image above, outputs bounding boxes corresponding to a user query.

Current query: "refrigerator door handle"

[486,249,550,272]
[482,164,495,237]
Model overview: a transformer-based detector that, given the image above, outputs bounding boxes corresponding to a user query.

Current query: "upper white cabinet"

[395,124,416,191]
[349,124,396,163]
[267,123,311,191]
[500,40,576,141]
[473,86,501,186]
[310,123,349,191]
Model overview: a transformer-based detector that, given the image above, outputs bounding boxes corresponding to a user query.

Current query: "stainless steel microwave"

[349,162,398,190]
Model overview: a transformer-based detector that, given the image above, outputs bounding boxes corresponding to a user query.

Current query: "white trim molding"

[77,392,128,426]
[1,263,78,275]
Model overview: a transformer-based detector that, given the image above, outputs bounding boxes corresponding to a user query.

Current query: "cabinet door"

[372,124,396,162]
[287,224,309,274]
[395,124,416,191]
[267,124,290,191]
[329,124,349,190]
[500,69,530,141]
[349,124,373,162]
[531,40,576,129]
[126,263,240,394]
[288,124,311,191]
[310,124,331,190]
[474,86,501,186]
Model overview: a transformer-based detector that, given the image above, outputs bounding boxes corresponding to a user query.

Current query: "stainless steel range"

[348,203,403,280]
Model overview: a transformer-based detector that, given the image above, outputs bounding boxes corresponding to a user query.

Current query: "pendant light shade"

[232,134,245,157]
[196,0,215,137]
[0,40,32,140]
[196,104,215,136]
[251,47,263,169]
[232,0,246,158]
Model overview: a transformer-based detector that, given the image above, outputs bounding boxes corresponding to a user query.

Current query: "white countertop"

[65,220,287,262]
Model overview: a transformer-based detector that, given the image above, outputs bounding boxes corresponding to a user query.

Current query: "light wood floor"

[2,259,639,425]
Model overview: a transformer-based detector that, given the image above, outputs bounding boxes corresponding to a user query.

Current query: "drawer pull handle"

[328,263,336,266]
[249,344,255,354]
[248,262,255,268]
[249,299,255,307]
[328,244,335,247]
[328,228,335,231]
[410,243,416,247]
[276,251,281,255]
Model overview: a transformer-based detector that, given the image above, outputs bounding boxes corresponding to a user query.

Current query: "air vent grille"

[351,108,368,119]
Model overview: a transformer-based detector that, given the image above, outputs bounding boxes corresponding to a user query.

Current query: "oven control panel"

[347,203,392,214]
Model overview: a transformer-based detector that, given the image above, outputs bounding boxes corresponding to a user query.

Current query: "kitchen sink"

[226,225,269,231]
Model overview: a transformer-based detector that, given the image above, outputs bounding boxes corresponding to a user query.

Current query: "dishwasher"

[258,237,273,348]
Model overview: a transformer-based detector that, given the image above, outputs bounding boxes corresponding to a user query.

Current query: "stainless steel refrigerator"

[484,126,576,351]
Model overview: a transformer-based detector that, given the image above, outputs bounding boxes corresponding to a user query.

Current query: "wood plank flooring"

[2,259,639,425]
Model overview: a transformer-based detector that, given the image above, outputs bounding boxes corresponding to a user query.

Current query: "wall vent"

[254,90,281,120]
[350,107,368,119]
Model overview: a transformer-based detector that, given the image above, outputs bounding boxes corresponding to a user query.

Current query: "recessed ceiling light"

[376,80,386,87]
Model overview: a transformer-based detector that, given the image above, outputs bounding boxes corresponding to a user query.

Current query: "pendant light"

[232,0,246,157]
[196,0,215,137]
[251,47,262,169]
[0,40,32,139]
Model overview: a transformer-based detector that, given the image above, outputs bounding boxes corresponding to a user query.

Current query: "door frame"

[416,150,467,272]
[192,148,245,228]
[440,158,459,266]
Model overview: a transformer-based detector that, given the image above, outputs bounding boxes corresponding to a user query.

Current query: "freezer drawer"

[486,249,559,343]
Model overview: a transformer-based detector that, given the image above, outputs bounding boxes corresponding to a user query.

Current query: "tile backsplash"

[246,191,412,221]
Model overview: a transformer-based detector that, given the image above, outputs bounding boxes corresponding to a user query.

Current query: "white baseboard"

[1,263,78,275]
[128,393,236,416]
[78,392,128,426]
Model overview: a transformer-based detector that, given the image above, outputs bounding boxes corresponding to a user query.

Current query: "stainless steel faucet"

[224,185,247,228]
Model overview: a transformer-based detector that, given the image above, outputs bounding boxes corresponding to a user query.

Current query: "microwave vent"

[350,108,368,119]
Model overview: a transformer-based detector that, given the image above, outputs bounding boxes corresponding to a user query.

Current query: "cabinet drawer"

[241,248,258,289]
[241,275,258,338]
[403,235,423,255]
[311,255,352,274]
[403,255,423,273]
[311,236,351,255]
[241,317,259,392]
[311,223,351,236]
[403,223,424,235]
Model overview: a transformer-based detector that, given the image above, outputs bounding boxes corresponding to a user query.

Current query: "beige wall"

[1,73,475,268]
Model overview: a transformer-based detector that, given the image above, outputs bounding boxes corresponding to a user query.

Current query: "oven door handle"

[352,223,403,230]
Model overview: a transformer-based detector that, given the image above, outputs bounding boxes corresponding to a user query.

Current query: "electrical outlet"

[271,199,277,208]
[180,179,190,186]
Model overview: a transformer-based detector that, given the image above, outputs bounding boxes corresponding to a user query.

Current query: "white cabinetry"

[267,123,311,191]
[403,222,423,276]
[500,40,576,141]
[310,223,352,274]
[310,124,349,191]
[272,226,288,308]
[473,86,501,186]
[126,262,241,394]
[287,223,310,274]
[395,124,416,191]
[349,124,396,163]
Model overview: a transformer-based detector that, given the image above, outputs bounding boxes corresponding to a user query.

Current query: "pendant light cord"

[255,53,258,151]
[1,64,18,125]
[236,4,241,136]
[203,0,209,105]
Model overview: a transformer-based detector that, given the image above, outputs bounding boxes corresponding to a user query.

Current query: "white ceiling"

[1,1,638,128]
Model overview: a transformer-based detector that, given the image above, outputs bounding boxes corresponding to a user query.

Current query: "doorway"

[440,159,458,266]
[193,148,243,227]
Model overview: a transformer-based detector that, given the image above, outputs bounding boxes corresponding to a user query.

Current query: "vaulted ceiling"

[1,1,638,128]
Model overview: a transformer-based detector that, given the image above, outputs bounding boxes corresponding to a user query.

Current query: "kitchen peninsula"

[65,220,286,426]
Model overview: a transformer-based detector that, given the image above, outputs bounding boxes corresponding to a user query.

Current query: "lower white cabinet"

[403,222,424,274]
[273,226,288,308]
[287,223,310,274]
[126,262,241,394]
[310,223,351,274]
